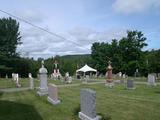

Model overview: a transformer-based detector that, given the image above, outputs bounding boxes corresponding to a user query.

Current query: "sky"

[0,0,160,59]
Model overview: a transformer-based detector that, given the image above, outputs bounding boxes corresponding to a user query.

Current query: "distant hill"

[60,54,91,59]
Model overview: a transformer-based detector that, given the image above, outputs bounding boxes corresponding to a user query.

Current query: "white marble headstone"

[29,73,34,89]
[37,61,48,96]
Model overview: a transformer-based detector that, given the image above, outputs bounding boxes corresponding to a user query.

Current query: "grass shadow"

[154,91,160,94]
[0,100,43,120]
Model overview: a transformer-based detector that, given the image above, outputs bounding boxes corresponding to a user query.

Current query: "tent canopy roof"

[76,64,97,73]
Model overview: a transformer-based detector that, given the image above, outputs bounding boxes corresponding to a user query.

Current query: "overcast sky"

[0,0,160,59]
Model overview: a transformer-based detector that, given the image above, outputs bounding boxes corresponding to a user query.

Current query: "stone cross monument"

[52,59,61,79]
[37,60,48,96]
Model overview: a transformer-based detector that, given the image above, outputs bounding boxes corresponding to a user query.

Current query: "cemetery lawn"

[1,83,160,120]
[0,78,104,89]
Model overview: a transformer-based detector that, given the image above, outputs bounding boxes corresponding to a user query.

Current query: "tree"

[119,30,147,75]
[0,17,21,57]
[91,30,148,76]
[91,42,110,74]
[146,49,160,74]
[0,17,22,77]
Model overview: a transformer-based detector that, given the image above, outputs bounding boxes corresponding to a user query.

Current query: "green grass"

[1,83,160,120]
[0,78,103,89]
[0,78,40,89]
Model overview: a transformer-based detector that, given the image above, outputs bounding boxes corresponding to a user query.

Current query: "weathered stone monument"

[51,59,61,80]
[29,73,34,90]
[79,89,100,120]
[127,79,135,89]
[105,61,114,88]
[47,84,60,105]
[37,60,48,96]
[147,74,156,86]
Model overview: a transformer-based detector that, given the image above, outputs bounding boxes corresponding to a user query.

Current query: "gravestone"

[12,73,21,87]
[29,73,34,90]
[37,60,48,96]
[64,72,69,83]
[119,72,122,78]
[122,74,126,79]
[79,89,100,120]
[47,84,60,105]
[5,74,8,79]
[147,74,156,86]
[106,61,114,88]
[127,79,135,89]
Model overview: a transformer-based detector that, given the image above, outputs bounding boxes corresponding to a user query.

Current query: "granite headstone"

[79,89,100,120]
[127,79,135,89]
[47,84,60,105]
[147,74,156,86]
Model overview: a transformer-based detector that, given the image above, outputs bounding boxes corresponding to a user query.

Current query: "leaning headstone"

[47,84,60,105]
[37,60,48,96]
[127,79,135,89]
[147,74,156,86]
[79,89,100,120]
[29,73,34,90]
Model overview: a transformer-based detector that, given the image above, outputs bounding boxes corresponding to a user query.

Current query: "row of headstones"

[36,63,100,119]
[126,74,157,90]
[78,75,157,120]
[11,73,34,89]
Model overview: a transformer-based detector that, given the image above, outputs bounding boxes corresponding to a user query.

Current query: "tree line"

[0,17,160,77]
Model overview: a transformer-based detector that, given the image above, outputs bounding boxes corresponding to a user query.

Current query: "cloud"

[15,10,45,23]
[17,26,126,59]
[112,0,160,14]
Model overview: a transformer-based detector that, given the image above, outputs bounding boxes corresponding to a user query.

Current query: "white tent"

[76,64,97,73]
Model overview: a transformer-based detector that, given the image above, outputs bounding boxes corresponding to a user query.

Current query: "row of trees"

[0,17,160,77]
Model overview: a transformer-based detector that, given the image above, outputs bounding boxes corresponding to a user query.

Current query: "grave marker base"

[47,97,60,105]
[37,88,48,96]
[79,112,100,120]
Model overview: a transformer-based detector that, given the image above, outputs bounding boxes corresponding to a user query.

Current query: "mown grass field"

[1,76,158,89]
[0,78,104,89]
[0,80,160,120]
